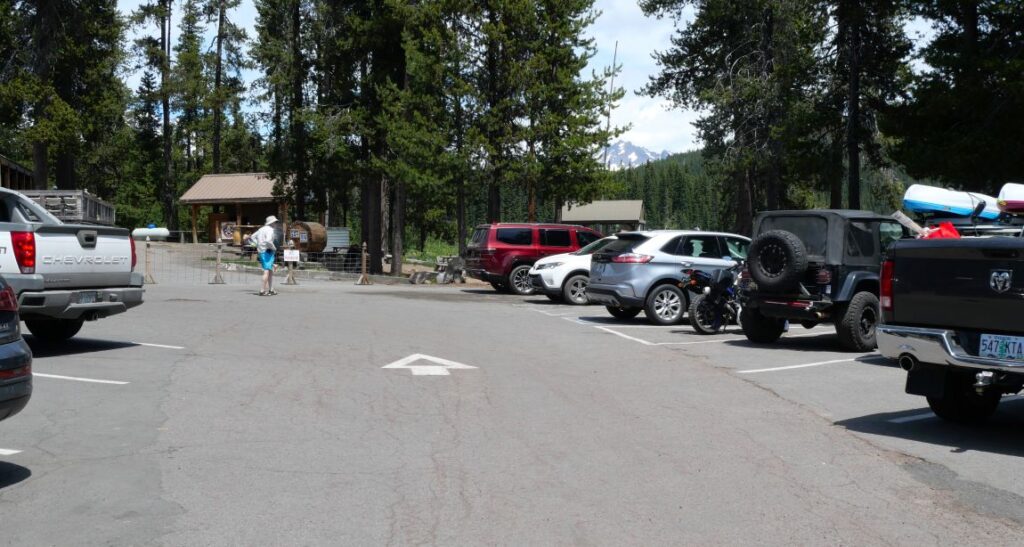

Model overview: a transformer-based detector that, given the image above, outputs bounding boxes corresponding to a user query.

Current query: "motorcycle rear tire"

[688,293,724,334]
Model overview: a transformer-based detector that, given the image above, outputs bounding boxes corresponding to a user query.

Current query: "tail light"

[0,286,17,312]
[815,267,833,285]
[130,236,137,271]
[480,248,496,256]
[11,231,35,274]
[611,253,653,264]
[0,364,30,380]
[880,259,894,312]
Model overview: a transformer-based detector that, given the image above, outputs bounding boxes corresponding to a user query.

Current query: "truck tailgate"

[0,225,134,288]
[891,238,1024,332]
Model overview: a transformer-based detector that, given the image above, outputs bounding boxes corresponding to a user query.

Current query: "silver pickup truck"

[0,188,144,344]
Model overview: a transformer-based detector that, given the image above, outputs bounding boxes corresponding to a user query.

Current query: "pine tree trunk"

[391,179,404,276]
[290,0,306,219]
[845,4,861,210]
[456,181,466,255]
[161,0,177,230]
[487,183,501,223]
[55,151,75,189]
[830,134,843,208]
[212,0,225,174]
[32,143,48,190]
[31,0,54,190]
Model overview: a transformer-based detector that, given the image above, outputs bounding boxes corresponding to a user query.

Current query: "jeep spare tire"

[748,230,809,293]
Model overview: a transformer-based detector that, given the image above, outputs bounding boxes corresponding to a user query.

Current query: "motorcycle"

[684,262,743,334]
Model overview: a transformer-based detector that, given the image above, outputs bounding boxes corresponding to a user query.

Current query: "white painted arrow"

[382,354,478,376]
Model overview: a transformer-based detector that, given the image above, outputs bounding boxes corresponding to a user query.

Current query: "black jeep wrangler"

[739,210,905,351]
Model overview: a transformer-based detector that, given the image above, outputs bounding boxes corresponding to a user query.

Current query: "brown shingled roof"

[180,172,286,204]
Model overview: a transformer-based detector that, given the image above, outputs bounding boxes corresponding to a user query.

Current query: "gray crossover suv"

[588,230,751,325]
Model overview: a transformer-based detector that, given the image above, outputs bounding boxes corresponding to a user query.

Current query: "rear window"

[597,235,650,255]
[846,221,875,257]
[540,229,571,247]
[760,216,828,256]
[496,228,533,246]
[469,227,489,247]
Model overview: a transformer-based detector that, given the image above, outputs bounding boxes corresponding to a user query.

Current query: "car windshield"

[760,216,828,256]
[573,237,616,255]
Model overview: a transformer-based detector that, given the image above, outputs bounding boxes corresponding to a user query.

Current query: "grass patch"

[403,239,459,262]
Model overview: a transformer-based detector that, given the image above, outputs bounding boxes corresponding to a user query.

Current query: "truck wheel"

[747,230,808,293]
[645,285,686,325]
[562,275,590,305]
[25,319,85,344]
[836,292,879,352]
[927,373,1001,424]
[688,293,723,334]
[740,307,784,344]
[507,265,535,295]
[606,306,641,320]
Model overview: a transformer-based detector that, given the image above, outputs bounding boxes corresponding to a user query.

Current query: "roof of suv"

[615,229,750,239]
[475,223,594,229]
[757,209,893,221]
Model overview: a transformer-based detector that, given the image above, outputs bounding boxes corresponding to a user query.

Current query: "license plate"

[77,291,98,304]
[979,334,1024,361]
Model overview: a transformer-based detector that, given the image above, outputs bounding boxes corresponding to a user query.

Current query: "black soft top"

[756,209,893,222]
[754,209,899,265]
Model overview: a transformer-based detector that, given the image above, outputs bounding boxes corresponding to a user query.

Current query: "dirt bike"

[685,262,743,334]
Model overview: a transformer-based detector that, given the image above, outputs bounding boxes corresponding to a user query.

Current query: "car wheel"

[645,285,686,325]
[688,293,723,334]
[562,274,589,305]
[740,307,784,344]
[25,318,85,344]
[836,291,879,352]
[507,265,535,295]
[927,372,1001,424]
[606,306,642,320]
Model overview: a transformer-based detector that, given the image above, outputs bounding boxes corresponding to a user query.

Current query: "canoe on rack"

[903,184,1001,220]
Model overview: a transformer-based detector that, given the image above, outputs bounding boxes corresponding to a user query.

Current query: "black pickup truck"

[878,236,1024,423]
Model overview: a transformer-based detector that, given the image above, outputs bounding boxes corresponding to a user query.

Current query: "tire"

[562,274,589,305]
[545,294,562,302]
[25,318,85,344]
[606,306,642,320]
[489,281,507,293]
[507,265,535,295]
[836,291,879,352]
[688,293,723,334]
[926,372,1001,424]
[740,307,785,344]
[747,230,808,293]
[645,284,687,325]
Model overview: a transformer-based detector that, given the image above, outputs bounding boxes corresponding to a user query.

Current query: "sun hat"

[265,215,279,225]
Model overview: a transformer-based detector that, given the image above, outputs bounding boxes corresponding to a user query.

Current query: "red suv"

[465,223,603,295]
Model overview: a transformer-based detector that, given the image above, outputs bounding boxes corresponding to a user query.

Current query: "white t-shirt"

[251,225,276,253]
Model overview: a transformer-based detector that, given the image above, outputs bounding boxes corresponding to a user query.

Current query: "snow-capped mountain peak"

[603,140,671,171]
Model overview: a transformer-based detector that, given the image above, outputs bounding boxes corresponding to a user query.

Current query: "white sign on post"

[283,249,300,262]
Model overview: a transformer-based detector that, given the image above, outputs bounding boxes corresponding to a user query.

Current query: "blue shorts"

[258,250,276,271]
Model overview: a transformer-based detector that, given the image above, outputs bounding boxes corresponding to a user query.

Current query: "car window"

[496,227,533,246]
[846,221,876,257]
[723,237,749,260]
[680,236,723,258]
[879,222,902,251]
[660,237,684,256]
[540,229,571,247]
[574,237,615,255]
[597,235,650,255]
[760,216,828,256]
[576,231,600,247]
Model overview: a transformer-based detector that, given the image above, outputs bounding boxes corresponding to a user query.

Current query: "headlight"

[536,262,563,270]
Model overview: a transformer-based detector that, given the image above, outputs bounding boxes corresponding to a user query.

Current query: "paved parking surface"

[2,281,1024,544]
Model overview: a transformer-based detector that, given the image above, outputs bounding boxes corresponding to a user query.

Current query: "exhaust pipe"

[898,354,918,372]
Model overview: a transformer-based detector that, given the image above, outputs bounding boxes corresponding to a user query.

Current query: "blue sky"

[118,1,932,154]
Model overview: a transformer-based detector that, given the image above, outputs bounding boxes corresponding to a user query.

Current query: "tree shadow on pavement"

[0,461,31,490]
[26,337,139,358]
[835,397,1024,458]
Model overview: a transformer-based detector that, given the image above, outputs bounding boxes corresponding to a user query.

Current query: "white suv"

[528,237,617,304]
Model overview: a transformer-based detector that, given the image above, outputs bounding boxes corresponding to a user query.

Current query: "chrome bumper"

[877,324,1024,373]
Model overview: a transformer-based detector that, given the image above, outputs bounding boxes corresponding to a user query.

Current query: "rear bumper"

[747,297,834,322]
[587,284,644,308]
[466,269,505,285]
[17,287,145,321]
[878,324,1024,373]
[0,338,33,422]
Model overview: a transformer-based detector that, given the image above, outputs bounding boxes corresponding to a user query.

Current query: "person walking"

[250,215,280,296]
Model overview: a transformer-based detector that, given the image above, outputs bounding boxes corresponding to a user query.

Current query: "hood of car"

[534,252,575,266]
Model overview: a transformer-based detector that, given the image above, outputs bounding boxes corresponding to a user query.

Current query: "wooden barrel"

[286,221,327,252]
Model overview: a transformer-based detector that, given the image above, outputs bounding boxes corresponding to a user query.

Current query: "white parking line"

[0,448,21,456]
[594,326,656,346]
[738,358,860,374]
[133,342,185,350]
[34,373,129,385]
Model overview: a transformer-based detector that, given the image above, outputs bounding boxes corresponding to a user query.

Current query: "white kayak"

[903,184,1001,220]
[998,182,1024,214]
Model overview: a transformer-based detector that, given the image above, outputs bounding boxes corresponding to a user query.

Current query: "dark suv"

[740,210,905,351]
[465,223,603,295]
[0,278,32,423]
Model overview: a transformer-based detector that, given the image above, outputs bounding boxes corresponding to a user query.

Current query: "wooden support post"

[235,203,242,227]
[191,204,199,244]
[144,237,157,284]
[209,243,226,284]
[356,242,372,285]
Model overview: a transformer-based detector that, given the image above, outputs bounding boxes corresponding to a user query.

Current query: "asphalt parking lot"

[2,279,1024,544]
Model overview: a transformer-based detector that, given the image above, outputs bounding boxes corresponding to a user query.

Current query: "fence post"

[356,241,372,285]
[144,236,157,284]
[284,241,298,285]
[209,243,226,284]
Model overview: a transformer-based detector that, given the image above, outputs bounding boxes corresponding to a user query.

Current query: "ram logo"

[990,270,1013,294]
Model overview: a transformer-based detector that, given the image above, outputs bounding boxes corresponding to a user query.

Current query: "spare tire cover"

[748,230,809,293]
